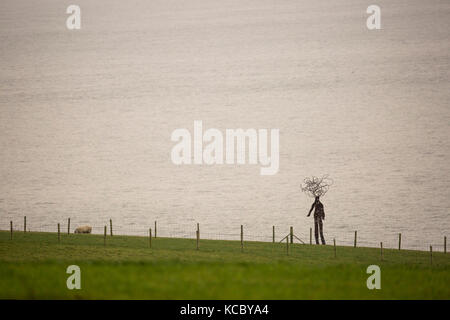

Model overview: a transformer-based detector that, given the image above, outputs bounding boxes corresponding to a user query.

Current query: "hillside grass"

[0,231,448,299]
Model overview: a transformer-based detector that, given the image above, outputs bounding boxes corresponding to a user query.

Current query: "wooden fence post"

[24,216,26,233]
[68,218,71,234]
[149,228,152,248]
[196,223,200,250]
[430,245,433,265]
[444,236,447,254]
[333,238,336,258]
[290,226,293,244]
[398,233,401,250]
[110,219,113,236]
[272,226,275,243]
[104,226,107,246]
[154,221,157,238]
[10,221,13,240]
[286,236,289,255]
[310,228,312,245]
[380,242,383,261]
[354,231,357,248]
[196,231,199,250]
[57,223,60,243]
[240,225,244,252]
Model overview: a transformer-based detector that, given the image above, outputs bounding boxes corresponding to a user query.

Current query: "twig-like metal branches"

[301,175,333,198]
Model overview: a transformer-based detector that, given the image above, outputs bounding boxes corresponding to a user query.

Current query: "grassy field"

[0,231,448,299]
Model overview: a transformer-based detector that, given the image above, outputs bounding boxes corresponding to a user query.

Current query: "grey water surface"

[1,0,449,249]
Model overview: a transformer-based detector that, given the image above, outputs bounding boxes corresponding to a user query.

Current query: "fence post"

[57,223,60,243]
[445,236,447,254]
[154,221,157,238]
[290,226,293,244]
[430,245,433,265]
[398,233,401,250]
[24,216,26,233]
[110,219,113,236]
[310,228,312,245]
[333,238,336,258]
[196,231,199,250]
[196,223,199,250]
[272,226,275,243]
[68,218,71,234]
[240,225,244,252]
[149,228,152,248]
[354,231,357,248]
[380,242,383,261]
[10,221,13,240]
[286,236,289,255]
[104,226,107,246]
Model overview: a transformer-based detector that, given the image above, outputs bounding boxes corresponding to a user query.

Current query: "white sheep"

[74,225,92,234]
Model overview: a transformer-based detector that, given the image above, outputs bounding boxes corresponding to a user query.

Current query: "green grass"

[0,231,448,299]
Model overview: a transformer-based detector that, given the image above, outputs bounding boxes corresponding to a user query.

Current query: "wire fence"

[2,217,448,255]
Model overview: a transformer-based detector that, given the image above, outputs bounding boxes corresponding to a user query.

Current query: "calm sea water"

[1,0,449,249]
